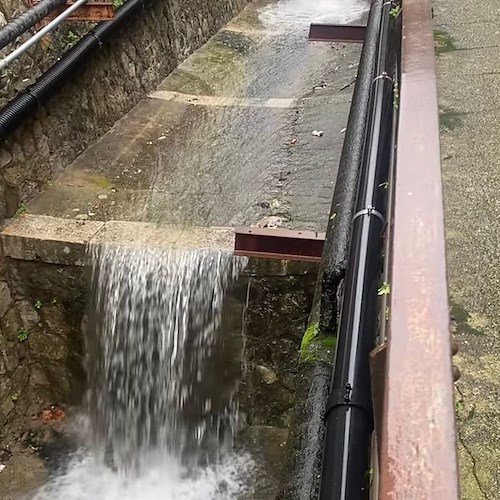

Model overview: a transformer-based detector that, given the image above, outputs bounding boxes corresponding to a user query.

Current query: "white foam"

[31,451,253,500]
[259,0,369,29]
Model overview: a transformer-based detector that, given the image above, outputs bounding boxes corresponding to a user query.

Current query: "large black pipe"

[0,0,68,51]
[319,1,397,498]
[0,0,147,141]
[319,0,381,334]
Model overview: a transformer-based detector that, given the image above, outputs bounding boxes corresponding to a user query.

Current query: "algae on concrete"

[434,29,457,54]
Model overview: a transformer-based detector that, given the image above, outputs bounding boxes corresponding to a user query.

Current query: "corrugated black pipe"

[0,0,68,51]
[0,0,147,141]
[319,0,397,498]
[319,0,381,335]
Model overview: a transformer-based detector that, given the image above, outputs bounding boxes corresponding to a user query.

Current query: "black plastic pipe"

[0,0,68,51]
[319,1,397,499]
[319,0,381,334]
[0,0,148,141]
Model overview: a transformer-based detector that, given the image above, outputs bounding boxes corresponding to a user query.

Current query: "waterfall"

[32,245,251,499]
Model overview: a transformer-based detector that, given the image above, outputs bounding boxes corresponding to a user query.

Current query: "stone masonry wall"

[0,259,86,443]
[0,0,249,441]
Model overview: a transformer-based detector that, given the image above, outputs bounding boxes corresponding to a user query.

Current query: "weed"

[390,4,401,19]
[16,203,28,215]
[34,299,42,310]
[378,282,391,296]
[10,393,18,403]
[66,31,80,48]
[17,328,29,342]
[112,0,124,10]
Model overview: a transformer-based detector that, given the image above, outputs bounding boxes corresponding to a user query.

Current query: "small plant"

[16,203,28,215]
[17,328,29,342]
[378,282,391,296]
[112,0,124,10]
[10,393,18,403]
[393,82,399,110]
[66,31,80,48]
[34,299,42,310]
[455,400,464,414]
[367,467,374,488]
[390,4,401,18]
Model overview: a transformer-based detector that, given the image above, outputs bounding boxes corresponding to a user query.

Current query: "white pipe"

[0,0,88,72]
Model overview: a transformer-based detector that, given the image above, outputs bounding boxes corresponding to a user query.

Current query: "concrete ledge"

[1,215,235,266]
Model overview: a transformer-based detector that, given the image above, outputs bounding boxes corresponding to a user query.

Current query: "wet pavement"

[26,0,367,232]
[434,0,500,497]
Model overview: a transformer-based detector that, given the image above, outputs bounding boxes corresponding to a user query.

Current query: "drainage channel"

[0,0,397,498]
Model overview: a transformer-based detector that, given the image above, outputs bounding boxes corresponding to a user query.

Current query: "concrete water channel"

[0,0,369,498]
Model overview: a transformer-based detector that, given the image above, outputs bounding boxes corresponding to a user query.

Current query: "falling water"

[32,245,251,500]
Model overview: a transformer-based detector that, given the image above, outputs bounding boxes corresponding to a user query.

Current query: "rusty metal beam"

[309,24,366,43]
[234,226,325,263]
[378,0,459,498]
[30,1,115,22]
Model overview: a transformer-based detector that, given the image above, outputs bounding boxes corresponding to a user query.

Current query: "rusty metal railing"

[378,0,459,498]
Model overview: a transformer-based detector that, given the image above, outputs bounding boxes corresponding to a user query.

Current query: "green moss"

[90,175,113,190]
[450,301,484,336]
[300,322,319,352]
[16,202,28,215]
[300,322,337,363]
[434,29,456,54]
[440,106,465,132]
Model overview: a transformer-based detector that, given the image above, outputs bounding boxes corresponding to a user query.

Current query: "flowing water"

[259,0,368,29]
[24,1,368,498]
[31,245,250,500]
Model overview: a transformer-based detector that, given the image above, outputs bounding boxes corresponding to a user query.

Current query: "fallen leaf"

[40,407,65,422]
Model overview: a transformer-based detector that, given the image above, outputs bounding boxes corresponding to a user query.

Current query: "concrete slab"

[1,215,104,266]
[92,221,235,251]
[1,215,235,266]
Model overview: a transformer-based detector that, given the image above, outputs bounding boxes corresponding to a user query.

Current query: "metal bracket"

[352,206,385,225]
[234,226,325,263]
[30,1,115,23]
[308,24,366,43]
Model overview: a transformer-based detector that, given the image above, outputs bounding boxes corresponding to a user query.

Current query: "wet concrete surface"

[27,0,366,232]
[2,1,370,498]
[434,0,500,497]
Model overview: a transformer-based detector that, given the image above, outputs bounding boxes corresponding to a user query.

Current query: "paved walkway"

[435,0,500,497]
